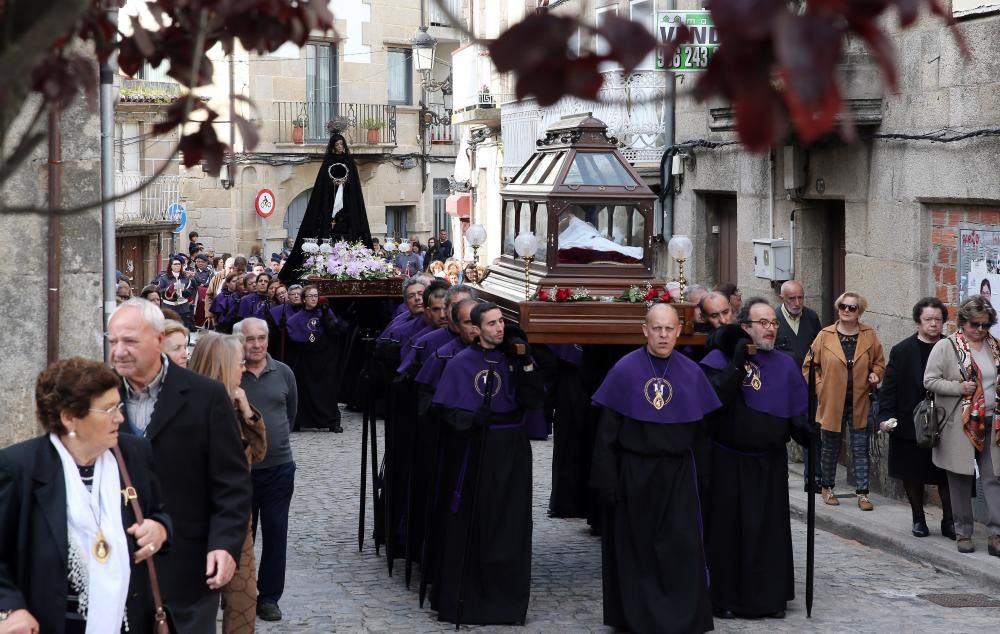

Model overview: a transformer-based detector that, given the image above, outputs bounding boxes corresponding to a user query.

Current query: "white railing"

[428,0,461,26]
[500,69,669,176]
[115,173,182,226]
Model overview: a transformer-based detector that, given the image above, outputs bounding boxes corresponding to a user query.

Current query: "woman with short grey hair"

[925,294,1000,555]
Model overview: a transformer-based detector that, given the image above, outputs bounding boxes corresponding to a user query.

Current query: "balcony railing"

[275,101,397,146]
[428,0,461,26]
[427,103,455,144]
[115,174,182,227]
[501,69,669,176]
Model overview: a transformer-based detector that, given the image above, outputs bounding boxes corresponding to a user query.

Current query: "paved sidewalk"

[787,461,1000,592]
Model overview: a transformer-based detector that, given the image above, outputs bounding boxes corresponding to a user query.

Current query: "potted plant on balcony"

[362,117,384,144]
[292,114,307,144]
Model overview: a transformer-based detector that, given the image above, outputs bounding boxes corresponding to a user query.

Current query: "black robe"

[546,346,593,519]
[287,305,348,430]
[591,412,714,634]
[701,350,811,617]
[429,346,541,625]
[279,133,372,284]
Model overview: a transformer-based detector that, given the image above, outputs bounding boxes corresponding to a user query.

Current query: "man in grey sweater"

[236,318,298,622]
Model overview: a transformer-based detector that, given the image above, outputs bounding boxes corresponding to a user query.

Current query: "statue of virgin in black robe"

[279,133,373,284]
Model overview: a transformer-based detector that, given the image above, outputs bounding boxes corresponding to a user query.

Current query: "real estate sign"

[656,11,718,72]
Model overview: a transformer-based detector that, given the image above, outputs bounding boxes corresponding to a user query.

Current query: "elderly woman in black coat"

[0,358,171,633]
[878,297,955,538]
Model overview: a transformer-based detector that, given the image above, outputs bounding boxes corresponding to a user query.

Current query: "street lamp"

[410,25,451,93]
[466,223,487,284]
[513,230,539,301]
[667,234,694,296]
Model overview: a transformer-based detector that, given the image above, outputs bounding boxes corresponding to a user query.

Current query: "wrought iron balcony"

[115,174,182,227]
[500,69,669,177]
[426,103,455,144]
[428,0,461,26]
[275,101,397,146]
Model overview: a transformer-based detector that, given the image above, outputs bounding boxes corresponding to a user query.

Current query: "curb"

[786,464,1000,593]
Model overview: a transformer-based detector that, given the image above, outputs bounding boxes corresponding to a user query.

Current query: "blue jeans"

[252,461,296,605]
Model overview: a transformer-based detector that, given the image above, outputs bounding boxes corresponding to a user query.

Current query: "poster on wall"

[958,226,1000,339]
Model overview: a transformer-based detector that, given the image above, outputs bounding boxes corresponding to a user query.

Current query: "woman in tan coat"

[804,292,885,510]
[924,295,1000,556]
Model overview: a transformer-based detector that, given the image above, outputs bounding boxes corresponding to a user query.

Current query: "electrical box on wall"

[753,239,792,280]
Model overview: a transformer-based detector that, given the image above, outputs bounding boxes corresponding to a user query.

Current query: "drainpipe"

[100,6,118,359]
[47,106,63,364]
[660,0,676,240]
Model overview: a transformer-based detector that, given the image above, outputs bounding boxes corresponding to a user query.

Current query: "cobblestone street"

[254,412,1000,633]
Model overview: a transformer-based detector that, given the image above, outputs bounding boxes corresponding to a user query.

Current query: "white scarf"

[50,434,131,633]
[332,183,345,216]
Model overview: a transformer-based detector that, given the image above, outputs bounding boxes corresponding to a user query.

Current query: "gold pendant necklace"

[645,349,673,411]
[744,360,763,391]
[93,528,111,563]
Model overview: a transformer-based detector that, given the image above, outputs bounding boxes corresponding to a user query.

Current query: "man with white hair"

[109,298,251,632]
[234,318,298,622]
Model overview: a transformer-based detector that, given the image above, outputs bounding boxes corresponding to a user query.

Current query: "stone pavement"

[248,412,1000,633]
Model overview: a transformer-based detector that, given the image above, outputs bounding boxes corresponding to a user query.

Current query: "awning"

[446,193,472,218]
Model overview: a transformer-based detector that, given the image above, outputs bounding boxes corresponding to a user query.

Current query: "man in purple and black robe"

[590,303,721,634]
[429,302,542,626]
[699,298,813,620]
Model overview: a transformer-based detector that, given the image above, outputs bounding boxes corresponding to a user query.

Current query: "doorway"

[796,199,845,326]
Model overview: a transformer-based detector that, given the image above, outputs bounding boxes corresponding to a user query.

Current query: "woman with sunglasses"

[805,291,885,510]
[925,295,1000,555]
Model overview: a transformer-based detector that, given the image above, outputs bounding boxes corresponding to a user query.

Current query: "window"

[595,5,620,72]
[387,48,413,105]
[433,178,449,235]
[138,61,172,83]
[385,206,410,240]
[305,42,337,141]
[630,0,656,70]
[284,189,312,239]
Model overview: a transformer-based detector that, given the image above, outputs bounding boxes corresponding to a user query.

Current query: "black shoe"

[989,536,1000,557]
[912,520,930,537]
[332,423,344,433]
[941,519,957,541]
[256,602,282,621]
[713,609,736,619]
[768,610,786,619]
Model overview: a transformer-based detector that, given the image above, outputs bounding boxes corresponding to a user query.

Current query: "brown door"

[117,236,146,289]
[717,195,738,286]
[819,201,846,325]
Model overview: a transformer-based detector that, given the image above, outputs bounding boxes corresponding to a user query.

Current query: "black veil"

[279,133,373,283]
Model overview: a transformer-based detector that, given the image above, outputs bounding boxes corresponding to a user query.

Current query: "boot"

[821,487,839,506]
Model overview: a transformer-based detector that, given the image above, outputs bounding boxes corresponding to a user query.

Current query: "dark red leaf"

[848,15,898,91]
[232,113,259,151]
[774,12,845,112]
[597,14,659,72]
[488,14,576,73]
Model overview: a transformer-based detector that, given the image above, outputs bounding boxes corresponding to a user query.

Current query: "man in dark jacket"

[774,280,823,491]
[775,280,822,368]
[109,299,251,632]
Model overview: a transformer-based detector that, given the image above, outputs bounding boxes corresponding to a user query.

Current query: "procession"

[4,0,1000,633]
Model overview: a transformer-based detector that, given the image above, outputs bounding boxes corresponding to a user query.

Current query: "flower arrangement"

[534,286,593,302]
[619,282,674,304]
[300,239,396,280]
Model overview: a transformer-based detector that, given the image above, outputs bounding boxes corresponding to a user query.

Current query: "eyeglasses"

[744,319,781,330]
[304,294,319,299]
[968,321,991,330]
[89,403,125,416]
[838,303,860,313]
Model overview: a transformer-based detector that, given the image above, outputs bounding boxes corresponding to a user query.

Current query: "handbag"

[867,388,885,459]
[913,390,946,449]
[111,445,175,634]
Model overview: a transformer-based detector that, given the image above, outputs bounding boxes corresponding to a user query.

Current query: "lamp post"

[513,230,539,301]
[667,234,694,296]
[466,223,487,284]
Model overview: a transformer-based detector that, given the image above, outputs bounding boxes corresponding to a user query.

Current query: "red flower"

[661,291,672,302]
[643,287,658,301]
[537,289,550,301]
[555,288,572,301]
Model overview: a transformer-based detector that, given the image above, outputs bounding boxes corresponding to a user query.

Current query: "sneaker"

[857,495,874,511]
[957,538,976,554]
[257,602,282,621]
[821,487,840,506]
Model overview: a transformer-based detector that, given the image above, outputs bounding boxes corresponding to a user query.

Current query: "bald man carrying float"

[589,303,722,634]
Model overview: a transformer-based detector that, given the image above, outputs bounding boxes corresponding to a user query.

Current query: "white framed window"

[595,5,620,72]
[630,0,656,70]
[387,48,413,106]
